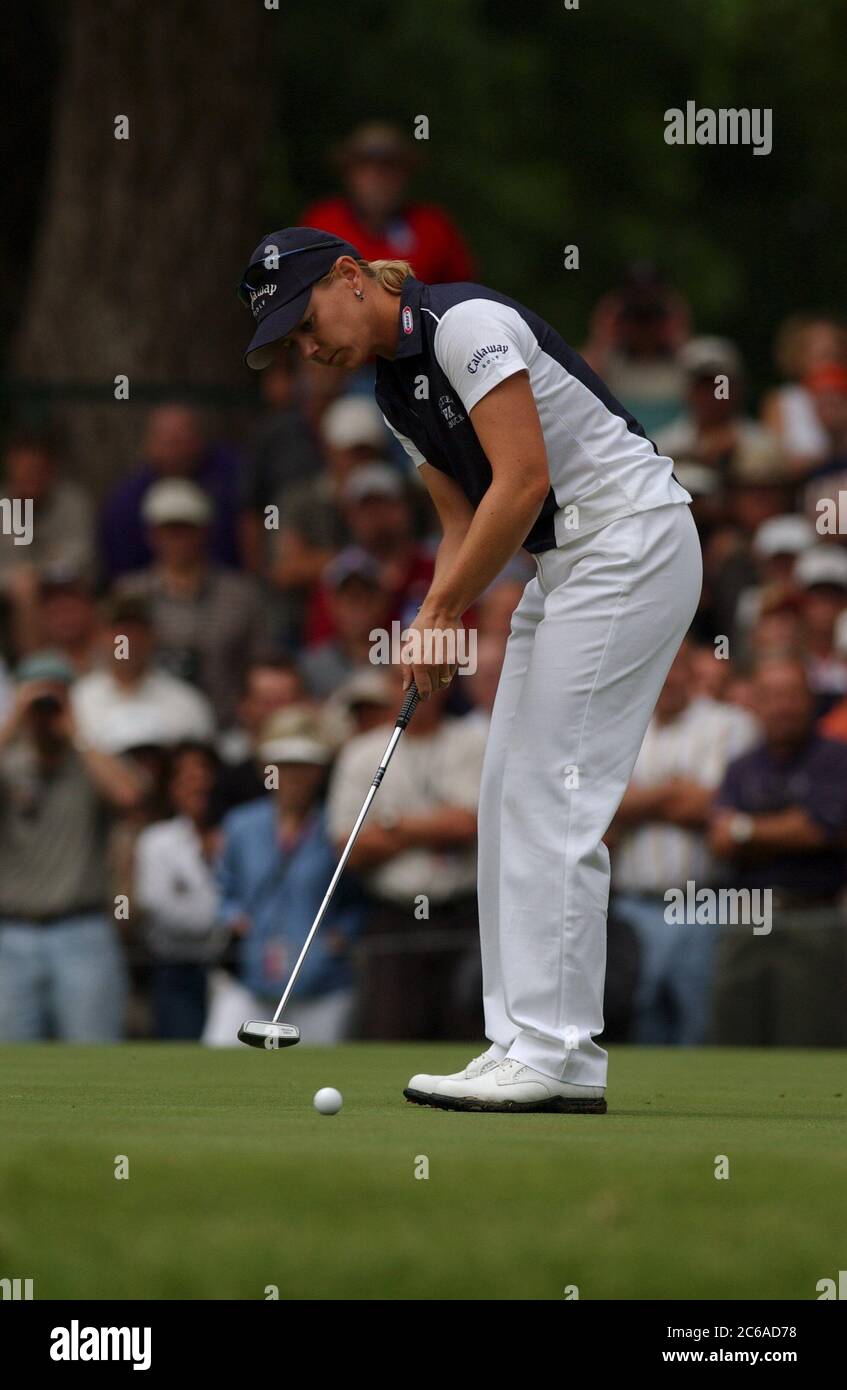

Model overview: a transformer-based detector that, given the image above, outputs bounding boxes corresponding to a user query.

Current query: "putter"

[238,680,422,1049]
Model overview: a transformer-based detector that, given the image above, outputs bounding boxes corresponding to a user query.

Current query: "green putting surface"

[0,1044,844,1300]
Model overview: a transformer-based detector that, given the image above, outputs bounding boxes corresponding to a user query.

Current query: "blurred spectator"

[327,672,486,1040]
[462,633,506,731]
[298,548,391,698]
[0,651,144,1041]
[73,593,215,752]
[322,394,395,477]
[709,657,847,1046]
[473,575,527,641]
[117,479,272,727]
[0,430,95,589]
[267,394,389,645]
[747,604,805,666]
[344,461,433,619]
[702,468,796,644]
[100,403,243,579]
[299,122,476,427]
[731,515,816,663]
[817,609,847,743]
[215,654,309,812]
[761,315,847,472]
[217,707,363,1043]
[240,353,325,573]
[106,722,172,1029]
[302,121,475,286]
[135,743,227,1040]
[688,642,736,703]
[324,667,396,743]
[581,263,689,436]
[724,672,758,713]
[609,640,760,1043]
[304,464,435,645]
[656,337,786,487]
[798,363,847,523]
[793,545,847,715]
[15,566,102,673]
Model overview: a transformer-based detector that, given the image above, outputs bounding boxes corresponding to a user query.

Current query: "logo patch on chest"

[438,393,466,428]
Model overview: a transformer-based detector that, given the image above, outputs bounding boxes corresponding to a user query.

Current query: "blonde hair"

[317,257,414,295]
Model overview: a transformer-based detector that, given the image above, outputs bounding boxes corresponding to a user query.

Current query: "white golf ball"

[313,1087,343,1115]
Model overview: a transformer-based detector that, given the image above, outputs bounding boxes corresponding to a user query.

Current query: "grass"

[0,1043,844,1300]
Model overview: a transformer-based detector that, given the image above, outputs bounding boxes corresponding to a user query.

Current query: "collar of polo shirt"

[392,277,425,359]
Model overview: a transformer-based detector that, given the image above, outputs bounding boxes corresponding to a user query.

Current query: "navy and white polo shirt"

[375,277,691,554]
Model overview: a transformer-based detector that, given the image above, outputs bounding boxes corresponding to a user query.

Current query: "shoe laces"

[498,1058,527,1078]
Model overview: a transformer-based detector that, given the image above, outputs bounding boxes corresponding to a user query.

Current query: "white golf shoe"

[404,1057,607,1113]
[405,1049,504,1096]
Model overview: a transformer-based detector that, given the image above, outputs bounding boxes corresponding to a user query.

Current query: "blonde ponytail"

[317,257,414,294]
[361,259,414,293]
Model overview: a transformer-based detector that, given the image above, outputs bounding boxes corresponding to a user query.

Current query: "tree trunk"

[12,0,273,493]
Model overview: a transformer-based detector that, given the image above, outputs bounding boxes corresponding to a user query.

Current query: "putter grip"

[396,681,421,728]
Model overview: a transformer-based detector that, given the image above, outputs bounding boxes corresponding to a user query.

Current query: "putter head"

[238,1019,301,1050]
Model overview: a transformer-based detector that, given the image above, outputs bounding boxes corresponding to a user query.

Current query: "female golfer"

[239,227,702,1113]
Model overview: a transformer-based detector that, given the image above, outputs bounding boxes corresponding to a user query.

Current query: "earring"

[354,289,364,300]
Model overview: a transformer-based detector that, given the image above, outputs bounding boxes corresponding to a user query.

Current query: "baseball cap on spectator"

[334,668,395,711]
[680,336,743,379]
[794,545,847,590]
[238,227,363,370]
[322,396,387,451]
[99,708,172,755]
[258,707,334,765]
[16,650,77,685]
[342,463,404,504]
[324,546,382,590]
[142,478,213,528]
[804,363,847,396]
[753,515,818,560]
[727,436,790,486]
[39,562,90,595]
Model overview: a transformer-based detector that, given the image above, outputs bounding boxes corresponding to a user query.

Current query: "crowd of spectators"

[1,122,846,1048]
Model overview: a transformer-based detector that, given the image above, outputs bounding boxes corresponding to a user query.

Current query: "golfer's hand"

[400,604,463,699]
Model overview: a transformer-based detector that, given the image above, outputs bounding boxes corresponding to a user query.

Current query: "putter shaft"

[271,681,421,1024]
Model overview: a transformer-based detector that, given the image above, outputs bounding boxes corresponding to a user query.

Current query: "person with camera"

[0,651,145,1041]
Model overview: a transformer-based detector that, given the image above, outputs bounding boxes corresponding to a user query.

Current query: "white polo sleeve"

[381,413,427,469]
[433,299,534,414]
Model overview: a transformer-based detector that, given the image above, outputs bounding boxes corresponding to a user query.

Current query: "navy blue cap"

[238,227,362,369]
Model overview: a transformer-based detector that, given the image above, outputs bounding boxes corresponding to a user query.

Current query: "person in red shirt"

[301,122,475,285]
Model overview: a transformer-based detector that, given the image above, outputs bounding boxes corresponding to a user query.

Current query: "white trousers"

[477,502,702,1086]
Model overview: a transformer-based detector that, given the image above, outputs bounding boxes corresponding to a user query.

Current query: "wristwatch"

[728,812,755,844]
